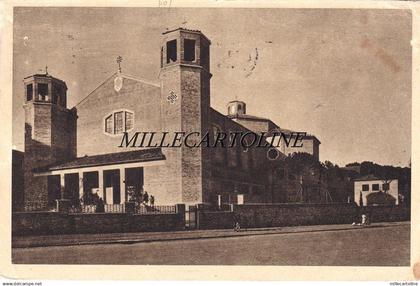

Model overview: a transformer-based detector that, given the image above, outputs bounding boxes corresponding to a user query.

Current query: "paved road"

[12,224,409,266]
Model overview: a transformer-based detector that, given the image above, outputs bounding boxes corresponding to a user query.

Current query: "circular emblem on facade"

[114,76,123,92]
[267,147,280,160]
[167,90,178,104]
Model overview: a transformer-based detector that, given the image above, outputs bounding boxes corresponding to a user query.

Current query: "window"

[382,183,390,191]
[237,105,242,111]
[125,112,134,131]
[38,83,48,101]
[184,39,195,61]
[26,84,33,101]
[160,47,163,68]
[105,115,113,134]
[104,110,134,135]
[228,105,236,115]
[166,40,177,63]
[362,184,369,191]
[212,125,221,141]
[114,111,124,134]
[200,44,209,68]
[372,184,379,191]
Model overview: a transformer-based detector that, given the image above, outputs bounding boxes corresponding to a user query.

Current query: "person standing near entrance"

[150,195,155,207]
[143,191,149,205]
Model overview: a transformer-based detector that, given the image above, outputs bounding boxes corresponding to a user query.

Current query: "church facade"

[21,28,320,209]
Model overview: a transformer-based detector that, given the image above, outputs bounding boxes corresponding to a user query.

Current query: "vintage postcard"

[0,0,419,282]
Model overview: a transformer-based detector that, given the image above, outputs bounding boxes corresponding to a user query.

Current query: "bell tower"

[23,73,77,208]
[159,28,212,204]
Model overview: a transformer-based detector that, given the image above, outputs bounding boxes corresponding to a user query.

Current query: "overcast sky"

[13,7,412,167]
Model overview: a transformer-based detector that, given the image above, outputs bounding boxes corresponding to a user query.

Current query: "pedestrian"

[143,191,149,205]
[96,197,105,213]
[234,222,241,232]
[150,195,155,207]
[361,214,367,226]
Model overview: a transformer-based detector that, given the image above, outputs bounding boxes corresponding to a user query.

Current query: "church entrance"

[125,167,144,203]
[104,169,121,204]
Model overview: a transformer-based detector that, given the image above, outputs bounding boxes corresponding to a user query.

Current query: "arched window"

[104,110,134,135]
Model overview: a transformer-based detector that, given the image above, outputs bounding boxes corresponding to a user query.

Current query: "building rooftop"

[24,73,67,85]
[34,148,165,172]
[162,27,211,44]
[354,174,379,181]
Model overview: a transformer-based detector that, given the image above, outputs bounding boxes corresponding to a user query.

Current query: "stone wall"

[196,203,410,230]
[12,204,185,236]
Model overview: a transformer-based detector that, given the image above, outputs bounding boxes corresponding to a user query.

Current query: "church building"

[21,28,320,209]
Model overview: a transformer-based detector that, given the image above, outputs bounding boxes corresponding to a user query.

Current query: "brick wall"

[23,102,77,207]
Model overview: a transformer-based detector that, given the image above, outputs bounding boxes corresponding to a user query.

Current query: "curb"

[12,222,409,249]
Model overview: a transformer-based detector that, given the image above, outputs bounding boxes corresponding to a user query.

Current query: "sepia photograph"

[1,1,418,281]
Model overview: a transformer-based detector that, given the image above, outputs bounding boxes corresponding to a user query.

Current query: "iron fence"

[135,204,176,214]
[69,204,96,213]
[16,202,57,212]
[104,204,125,213]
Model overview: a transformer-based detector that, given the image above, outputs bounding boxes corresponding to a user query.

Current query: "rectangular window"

[114,112,124,134]
[200,44,209,68]
[362,184,369,191]
[184,39,195,61]
[372,184,379,191]
[105,115,113,134]
[125,112,133,131]
[38,83,48,100]
[26,84,33,101]
[382,183,390,191]
[166,40,177,63]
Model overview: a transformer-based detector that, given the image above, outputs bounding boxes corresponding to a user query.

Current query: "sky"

[12,7,412,167]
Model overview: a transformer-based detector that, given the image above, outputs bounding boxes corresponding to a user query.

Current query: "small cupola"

[227,101,246,116]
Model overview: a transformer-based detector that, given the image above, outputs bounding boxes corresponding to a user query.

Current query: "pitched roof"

[353,174,380,181]
[75,71,160,108]
[227,113,275,122]
[34,148,165,172]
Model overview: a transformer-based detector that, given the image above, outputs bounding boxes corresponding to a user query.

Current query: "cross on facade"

[116,56,123,73]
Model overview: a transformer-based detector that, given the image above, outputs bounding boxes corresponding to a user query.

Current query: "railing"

[16,202,57,212]
[68,204,176,214]
[104,204,125,213]
[18,202,176,214]
[69,204,96,213]
[135,205,176,214]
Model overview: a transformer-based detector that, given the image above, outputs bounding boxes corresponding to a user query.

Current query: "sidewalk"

[12,221,409,248]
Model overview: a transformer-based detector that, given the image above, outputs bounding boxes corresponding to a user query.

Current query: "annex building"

[20,28,320,209]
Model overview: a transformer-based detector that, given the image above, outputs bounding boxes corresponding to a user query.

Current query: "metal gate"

[185,205,197,229]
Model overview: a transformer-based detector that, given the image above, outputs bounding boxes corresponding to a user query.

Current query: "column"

[60,173,65,199]
[78,171,84,201]
[120,167,126,204]
[98,170,104,199]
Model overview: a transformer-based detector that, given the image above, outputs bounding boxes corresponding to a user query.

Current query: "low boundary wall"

[12,204,185,236]
[197,203,410,230]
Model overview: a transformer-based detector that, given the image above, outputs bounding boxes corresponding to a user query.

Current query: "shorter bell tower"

[23,72,77,208]
[227,100,246,117]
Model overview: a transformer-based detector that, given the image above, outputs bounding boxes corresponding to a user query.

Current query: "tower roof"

[24,73,67,87]
[162,27,211,44]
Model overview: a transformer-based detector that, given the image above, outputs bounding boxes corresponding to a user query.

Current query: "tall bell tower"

[23,72,77,208]
[159,28,212,204]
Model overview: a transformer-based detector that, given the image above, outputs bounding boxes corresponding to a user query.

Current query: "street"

[12,223,409,266]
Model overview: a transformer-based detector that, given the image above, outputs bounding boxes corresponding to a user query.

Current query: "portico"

[33,149,165,207]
